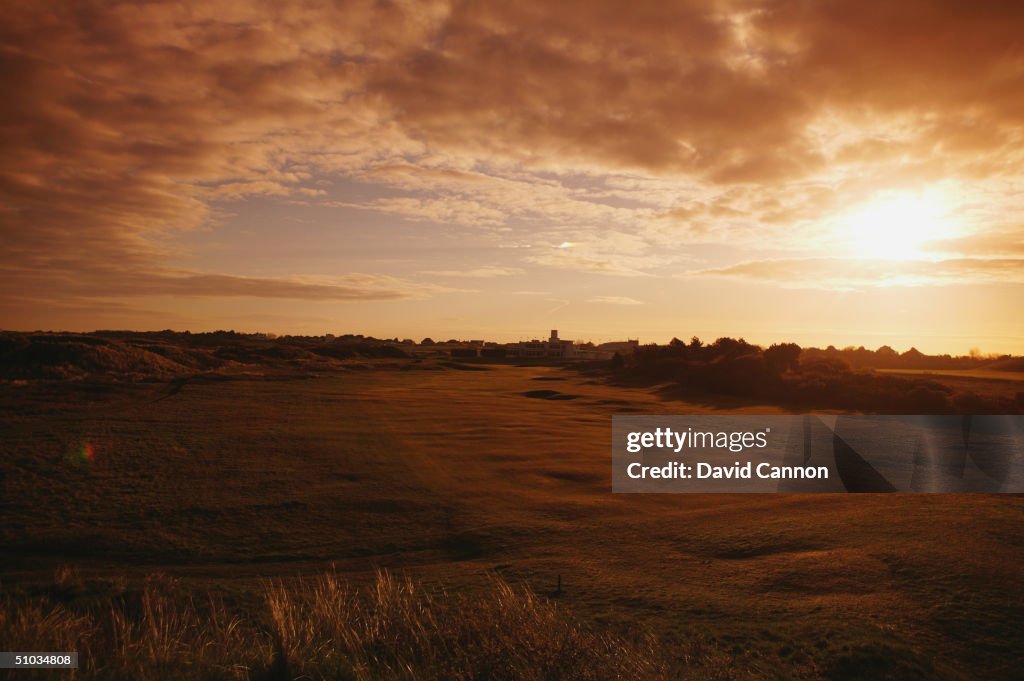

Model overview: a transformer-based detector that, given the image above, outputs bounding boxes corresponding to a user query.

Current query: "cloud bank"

[3,0,1024,318]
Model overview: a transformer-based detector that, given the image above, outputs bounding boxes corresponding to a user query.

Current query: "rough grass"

[0,568,685,681]
[0,331,411,381]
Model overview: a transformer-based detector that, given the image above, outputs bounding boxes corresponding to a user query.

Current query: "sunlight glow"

[838,189,961,261]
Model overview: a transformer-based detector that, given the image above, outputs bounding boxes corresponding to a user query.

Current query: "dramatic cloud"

[2,1,1024,338]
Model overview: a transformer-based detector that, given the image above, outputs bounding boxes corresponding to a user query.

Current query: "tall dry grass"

[0,568,693,681]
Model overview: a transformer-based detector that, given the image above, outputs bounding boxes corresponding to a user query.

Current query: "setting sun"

[839,189,960,260]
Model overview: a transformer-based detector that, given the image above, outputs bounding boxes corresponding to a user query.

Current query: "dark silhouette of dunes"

[0,333,196,380]
[986,357,1024,371]
[606,336,1024,414]
[0,331,408,380]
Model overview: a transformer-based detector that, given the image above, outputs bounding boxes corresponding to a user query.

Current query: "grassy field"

[2,363,1023,679]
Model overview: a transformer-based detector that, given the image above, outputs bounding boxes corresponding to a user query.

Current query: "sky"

[2,1,1024,353]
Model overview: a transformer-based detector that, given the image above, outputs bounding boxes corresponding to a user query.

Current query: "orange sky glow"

[2,1,1023,353]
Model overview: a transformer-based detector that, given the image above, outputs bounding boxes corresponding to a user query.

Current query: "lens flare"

[68,442,96,464]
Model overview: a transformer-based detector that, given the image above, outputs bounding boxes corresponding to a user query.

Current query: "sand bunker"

[522,389,580,400]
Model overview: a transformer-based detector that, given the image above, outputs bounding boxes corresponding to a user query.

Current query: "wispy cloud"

[688,257,1024,289]
[421,266,525,278]
[332,197,508,227]
[4,0,1024,332]
[588,296,645,306]
[0,263,440,302]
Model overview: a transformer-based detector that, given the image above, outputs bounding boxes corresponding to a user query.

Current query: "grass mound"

[0,331,413,381]
[0,334,194,380]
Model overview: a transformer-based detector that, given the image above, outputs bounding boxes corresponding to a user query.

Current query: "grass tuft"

[1,569,682,681]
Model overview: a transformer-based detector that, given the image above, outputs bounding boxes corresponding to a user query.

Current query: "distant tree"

[420,338,435,346]
[710,337,753,358]
[764,343,801,374]
[902,347,925,360]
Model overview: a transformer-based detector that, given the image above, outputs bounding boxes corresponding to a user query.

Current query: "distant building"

[596,339,640,356]
[507,330,577,359]
[504,330,633,360]
[447,330,639,362]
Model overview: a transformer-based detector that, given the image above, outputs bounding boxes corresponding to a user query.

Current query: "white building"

[507,329,576,359]
[505,330,638,360]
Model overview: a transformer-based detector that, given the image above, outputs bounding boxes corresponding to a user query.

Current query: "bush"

[615,337,1021,414]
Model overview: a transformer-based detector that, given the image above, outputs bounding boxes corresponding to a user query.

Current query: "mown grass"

[0,567,737,681]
